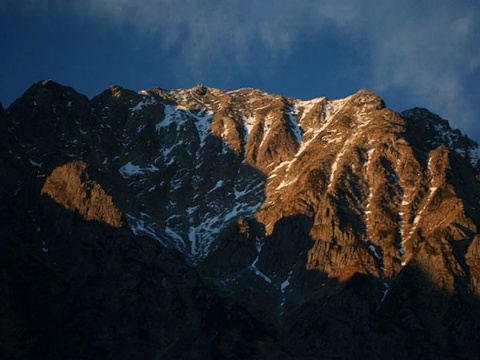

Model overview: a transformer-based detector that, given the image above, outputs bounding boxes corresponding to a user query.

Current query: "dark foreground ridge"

[2,80,480,359]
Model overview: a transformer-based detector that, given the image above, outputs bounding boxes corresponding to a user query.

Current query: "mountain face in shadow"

[2,80,480,359]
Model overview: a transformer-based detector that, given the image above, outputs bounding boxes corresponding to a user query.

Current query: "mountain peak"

[8,79,87,114]
[348,88,386,109]
[192,84,208,96]
[25,79,79,98]
[107,84,138,97]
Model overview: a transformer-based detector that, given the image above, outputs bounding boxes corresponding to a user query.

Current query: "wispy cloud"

[367,1,480,135]
[15,0,480,138]
[73,0,364,81]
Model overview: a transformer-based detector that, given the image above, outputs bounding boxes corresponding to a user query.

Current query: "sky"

[1,1,479,142]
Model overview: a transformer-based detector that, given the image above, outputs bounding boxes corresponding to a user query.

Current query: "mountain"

[2,79,480,359]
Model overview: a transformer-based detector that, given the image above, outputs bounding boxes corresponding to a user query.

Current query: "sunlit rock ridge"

[3,79,480,359]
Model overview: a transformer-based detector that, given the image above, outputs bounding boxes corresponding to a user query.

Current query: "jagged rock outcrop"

[41,161,123,227]
[3,79,480,359]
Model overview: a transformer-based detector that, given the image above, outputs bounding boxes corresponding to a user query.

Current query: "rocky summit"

[2,79,480,359]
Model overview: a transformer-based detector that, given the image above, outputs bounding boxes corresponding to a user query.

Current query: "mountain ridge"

[3,79,480,358]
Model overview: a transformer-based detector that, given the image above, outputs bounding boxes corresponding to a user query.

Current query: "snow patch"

[193,110,213,147]
[368,244,382,260]
[234,181,263,199]
[281,274,292,292]
[186,205,199,215]
[275,176,299,190]
[255,236,264,253]
[156,105,214,147]
[119,162,160,178]
[294,97,325,122]
[280,270,294,310]
[270,113,335,184]
[208,180,225,193]
[29,159,43,168]
[329,117,372,190]
[243,115,256,140]
[182,192,263,262]
[126,214,167,246]
[249,257,272,283]
[130,100,147,112]
[170,178,183,190]
[468,146,480,167]
[433,123,455,148]
[41,241,48,253]
[259,114,274,150]
[326,97,350,117]
[286,108,302,144]
[164,216,186,249]
[381,282,390,302]
[131,94,156,112]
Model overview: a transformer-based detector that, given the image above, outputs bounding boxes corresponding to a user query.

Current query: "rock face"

[2,79,480,358]
[41,161,123,227]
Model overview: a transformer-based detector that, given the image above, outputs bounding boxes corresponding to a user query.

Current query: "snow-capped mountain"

[2,80,480,359]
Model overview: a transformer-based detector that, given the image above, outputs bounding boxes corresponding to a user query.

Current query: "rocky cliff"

[2,79,480,359]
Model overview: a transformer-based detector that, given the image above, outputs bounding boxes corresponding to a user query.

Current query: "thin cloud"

[14,1,480,139]
[369,1,480,135]
[74,1,360,80]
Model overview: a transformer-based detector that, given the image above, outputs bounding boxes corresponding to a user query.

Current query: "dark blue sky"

[1,1,479,141]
